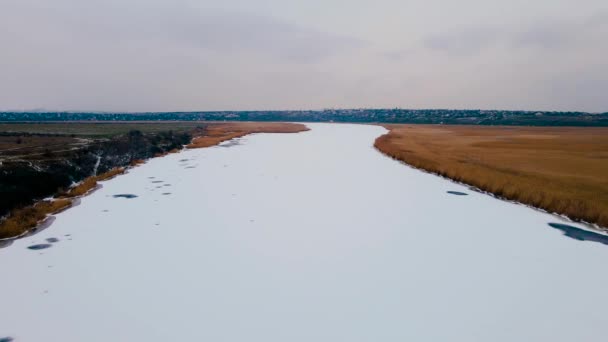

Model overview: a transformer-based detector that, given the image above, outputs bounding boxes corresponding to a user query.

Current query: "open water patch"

[548,223,608,245]
[113,194,138,199]
[27,244,52,250]
[447,191,468,196]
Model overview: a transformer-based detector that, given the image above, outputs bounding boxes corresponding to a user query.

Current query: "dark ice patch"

[27,244,52,250]
[179,159,189,162]
[162,192,171,195]
[151,180,164,183]
[548,223,608,245]
[46,237,59,243]
[113,194,138,199]
[185,166,197,169]
[163,184,171,187]
[447,191,469,196]
[0,337,14,342]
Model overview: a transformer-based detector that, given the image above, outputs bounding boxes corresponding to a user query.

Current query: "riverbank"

[187,122,309,148]
[0,122,308,239]
[3,123,608,342]
[374,124,608,230]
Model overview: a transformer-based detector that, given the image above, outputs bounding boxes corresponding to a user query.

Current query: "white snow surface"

[1,123,607,341]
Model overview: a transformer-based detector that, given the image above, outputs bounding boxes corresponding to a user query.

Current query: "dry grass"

[95,167,125,181]
[187,122,309,149]
[61,168,126,198]
[375,124,608,229]
[0,199,73,239]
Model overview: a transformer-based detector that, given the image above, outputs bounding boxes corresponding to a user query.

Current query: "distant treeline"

[1,109,608,126]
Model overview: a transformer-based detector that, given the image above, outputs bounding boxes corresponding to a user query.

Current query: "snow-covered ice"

[1,123,607,341]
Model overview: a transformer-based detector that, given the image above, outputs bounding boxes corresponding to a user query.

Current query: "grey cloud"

[511,23,574,49]
[420,12,607,55]
[31,3,365,62]
[511,13,608,50]
[586,10,608,27]
[423,28,504,55]
[171,11,366,62]
[539,71,608,112]
[2,0,607,112]
[383,48,415,61]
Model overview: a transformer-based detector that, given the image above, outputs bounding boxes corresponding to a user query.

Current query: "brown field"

[375,125,608,230]
[0,134,85,162]
[188,122,309,148]
[0,122,210,137]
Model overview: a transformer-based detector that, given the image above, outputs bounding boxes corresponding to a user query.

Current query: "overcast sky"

[1,0,607,112]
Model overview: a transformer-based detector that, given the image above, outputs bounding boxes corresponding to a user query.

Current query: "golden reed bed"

[187,122,309,148]
[375,124,608,230]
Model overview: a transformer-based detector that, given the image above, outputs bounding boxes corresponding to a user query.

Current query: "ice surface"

[1,123,607,341]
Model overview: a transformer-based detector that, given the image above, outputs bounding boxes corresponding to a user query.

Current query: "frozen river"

[1,123,607,341]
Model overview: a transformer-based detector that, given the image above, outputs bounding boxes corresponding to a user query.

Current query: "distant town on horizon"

[1,108,607,126]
